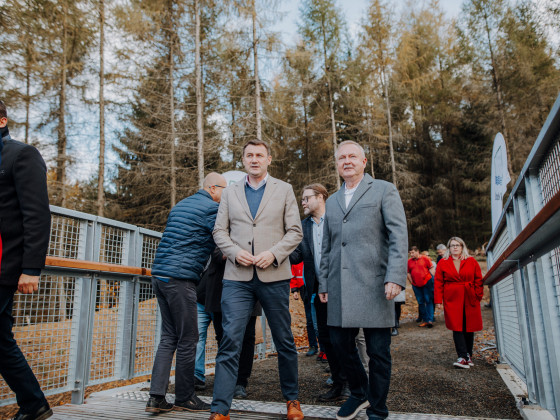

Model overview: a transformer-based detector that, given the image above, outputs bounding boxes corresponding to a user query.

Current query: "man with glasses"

[290,184,350,403]
[146,172,227,414]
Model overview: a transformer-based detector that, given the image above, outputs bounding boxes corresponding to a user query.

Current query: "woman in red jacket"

[435,237,483,369]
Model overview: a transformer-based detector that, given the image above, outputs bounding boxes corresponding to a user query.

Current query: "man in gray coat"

[318,140,408,420]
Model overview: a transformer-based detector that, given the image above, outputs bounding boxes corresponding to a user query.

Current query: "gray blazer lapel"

[234,180,253,220]
[336,188,347,213]
[345,174,374,215]
[254,176,278,220]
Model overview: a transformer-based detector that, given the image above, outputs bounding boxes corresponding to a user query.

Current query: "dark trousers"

[150,278,198,403]
[315,299,346,386]
[303,296,318,349]
[453,308,474,359]
[213,312,256,388]
[330,327,392,419]
[0,286,47,414]
[211,276,298,415]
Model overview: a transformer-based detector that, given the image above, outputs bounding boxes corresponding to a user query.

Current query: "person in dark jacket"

[290,183,350,403]
[0,100,53,420]
[146,172,227,415]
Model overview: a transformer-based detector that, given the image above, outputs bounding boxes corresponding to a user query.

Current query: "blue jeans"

[330,327,392,419]
[194,303,213,382]
[0,286,48,414]
[412,277,434,323]
[303,294,318,349]
[211,276,298,415]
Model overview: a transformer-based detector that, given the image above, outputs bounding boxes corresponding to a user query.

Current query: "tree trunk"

[483,11,512,175]
[25,55,30,144]
[195,0,204,188]
[57,5,68,207]
[169,41,176,207]
[320,21,340,188]
[97,0,106,217]
[381,68,396,186]
[252,0,262,141]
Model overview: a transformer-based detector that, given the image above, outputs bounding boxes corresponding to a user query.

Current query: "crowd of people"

[0,97,485,420]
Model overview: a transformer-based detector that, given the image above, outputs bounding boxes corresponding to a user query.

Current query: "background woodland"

[1,0,559,250]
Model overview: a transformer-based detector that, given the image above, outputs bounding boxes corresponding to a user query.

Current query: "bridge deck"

[50,388,511,420]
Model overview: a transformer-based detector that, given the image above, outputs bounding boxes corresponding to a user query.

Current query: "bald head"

[203,172,227,203]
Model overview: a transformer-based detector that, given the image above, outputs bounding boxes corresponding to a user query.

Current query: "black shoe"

[306,346,318,357]
[12,405,53,420]
[318,386,344,402]
[415,317,422,323]
[145,396,173,413]
[233,384,248,399]
[194,376,206,391]
[173,394,211,412]
[391,327,399,336]
[336,396,369,420]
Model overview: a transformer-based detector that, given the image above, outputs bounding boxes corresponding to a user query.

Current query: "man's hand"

[18,274,39,294]
[319,292,328,303]
[436,303,443,310]
[254,251,275,269]
[385,282,402,300]
[236,249,255,266]
[292,291,300,300]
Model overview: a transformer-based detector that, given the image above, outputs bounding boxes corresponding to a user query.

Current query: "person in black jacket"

[289,183,349,403]
[0,100,53,420]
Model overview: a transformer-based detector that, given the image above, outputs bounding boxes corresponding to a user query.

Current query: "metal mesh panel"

[141,235,159,269]
[493,228,511,260]
[89,279,121,383]
[134,281,158,376]
[0,276,76,402]
[550,247,560,316]
[48,215,82,259]
[495,275,526,381]
[204,324,219,366]
[99,225,126,265]
[539,136,560,204]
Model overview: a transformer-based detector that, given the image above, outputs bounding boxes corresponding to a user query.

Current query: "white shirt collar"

[246,173,269,190]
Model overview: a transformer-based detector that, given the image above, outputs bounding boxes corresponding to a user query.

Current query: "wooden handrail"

[484,191,560,286]
[45,256,152,277]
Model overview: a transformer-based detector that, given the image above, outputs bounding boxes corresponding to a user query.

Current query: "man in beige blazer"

[209,140,304,420]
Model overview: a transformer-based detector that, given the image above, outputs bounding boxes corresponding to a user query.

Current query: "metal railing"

[485,94,560,419]
[0,206,276,407]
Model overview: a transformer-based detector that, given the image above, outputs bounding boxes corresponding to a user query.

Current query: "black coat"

[0,131,51,286]
[289,216,319,301]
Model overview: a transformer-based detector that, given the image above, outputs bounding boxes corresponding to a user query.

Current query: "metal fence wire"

[0,206,279,407]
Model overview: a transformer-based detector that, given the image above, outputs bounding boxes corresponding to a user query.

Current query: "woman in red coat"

[435,237,483,369]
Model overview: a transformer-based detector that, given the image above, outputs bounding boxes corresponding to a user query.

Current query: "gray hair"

[336,140,366,159]
[436,244,447,251]
[444,237,470,260]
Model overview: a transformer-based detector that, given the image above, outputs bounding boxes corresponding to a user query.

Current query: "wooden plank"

[45,256,152,276]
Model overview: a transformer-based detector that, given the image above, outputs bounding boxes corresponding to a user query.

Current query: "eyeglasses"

[301,194,317,203]
[449,244,462,248]
[213,185,226,189]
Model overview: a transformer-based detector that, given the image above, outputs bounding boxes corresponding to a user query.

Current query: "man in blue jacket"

[146,172,227,414]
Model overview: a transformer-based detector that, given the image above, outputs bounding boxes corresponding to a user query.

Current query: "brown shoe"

[287,400,304,420]
[418,322,429,327]
[208,413,230,420]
